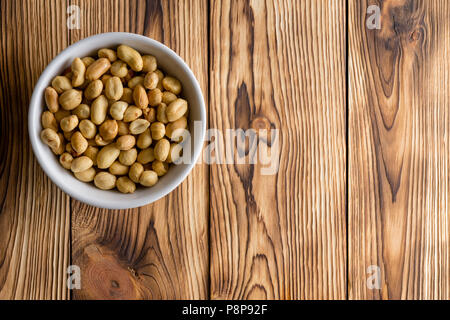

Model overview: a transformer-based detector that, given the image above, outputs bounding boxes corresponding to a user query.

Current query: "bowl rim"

[28,32,206,209]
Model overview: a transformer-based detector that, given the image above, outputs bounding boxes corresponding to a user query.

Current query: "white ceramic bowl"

[29,33,206,209]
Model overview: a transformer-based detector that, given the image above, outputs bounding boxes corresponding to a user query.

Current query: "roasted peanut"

[142,55,157,73]
[63,130,74,141]
[52,76,72,93]
[95,133,112,146]
[123,69,135,83]
[129,162,144,183]
[139,170,158,187]
[74,167,96,182]
[41,111,58,131]
[99,120,118,141]
[166,98,187,122]
[116,135,135,151]
[60,115,79,132]
[81,56,95,67]
[45,87,59,113]
[144,72,159,90]
[129,119,150,135]
[123,106,142,122]
[154,69,164,81]
[150,122,165,140]
[143,107,156,123]
[91,95,108,125]
[133,84,148,109]
[137,148,155,165]
[54,109,71,123]
[154,138,170,162]
[41,128,60,149]
[116,176,136,194]
[84,146,99,166]
[101,74,111,86]
[152,160,168,176]
[147,88,162,107]
[72,104,90,119]
[117,120,130,136]
[59,89,82,110]
[67,143,82,157]
[117,45,143,72]
[86,58,111,80]
[162,91,177,105]
[71,131,88,154]
[166,116,188,142]
[84,79,103,100]
[162,76,182,95]
[109,161,129,176]
[51,133,66,155]
[137,129,152,149]
[119,148,137,166]
[183,106,189,118]
[94,172,117,190]
[52,144,65,155]
[121,88,134,104]
[66,143,76,157]
[154,69,164,90]
[97,144,120,169]
[127,76,144,89]
[59,152,73,169]
[156,103,169,123]
[71,156,93,173]
[166,143,182,164]
[71,57,86,87]
[109,101,128,120]
[98,48,117,62]
[63,67,72,78]
[105,76,123,101]
[111,60,128,78]
[79,119,97,139]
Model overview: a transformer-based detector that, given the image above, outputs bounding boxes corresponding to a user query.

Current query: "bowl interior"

[29,33,205,209]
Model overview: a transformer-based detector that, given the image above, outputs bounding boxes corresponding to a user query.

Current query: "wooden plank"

[69,0,209,299]
[0,0,71,299]
[209,0,347,299]
[349,0,450,299]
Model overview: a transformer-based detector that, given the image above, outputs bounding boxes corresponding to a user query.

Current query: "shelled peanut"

[40,44,188,193]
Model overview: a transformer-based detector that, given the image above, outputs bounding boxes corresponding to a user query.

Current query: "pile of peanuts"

[40,44,188,193]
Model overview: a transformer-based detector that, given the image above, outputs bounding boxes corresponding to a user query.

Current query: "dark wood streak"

[143,0,164,40]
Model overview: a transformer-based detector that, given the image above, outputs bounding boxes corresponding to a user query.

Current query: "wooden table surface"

[0,0,449,300]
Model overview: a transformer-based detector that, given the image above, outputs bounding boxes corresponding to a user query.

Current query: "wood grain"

[2,0,450,301]
[209,0,347,299]
[0,0,71,299]
[69,0,209,300]
[349,0,450,299]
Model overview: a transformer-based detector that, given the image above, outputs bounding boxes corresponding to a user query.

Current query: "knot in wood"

[251,116,271,132]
